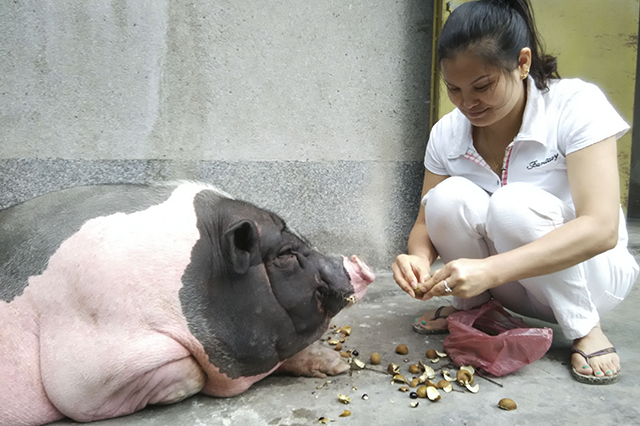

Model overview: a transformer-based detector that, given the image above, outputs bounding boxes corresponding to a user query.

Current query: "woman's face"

[441,51,525,128]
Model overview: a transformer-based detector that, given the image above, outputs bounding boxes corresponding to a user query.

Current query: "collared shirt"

[424,77,629,207]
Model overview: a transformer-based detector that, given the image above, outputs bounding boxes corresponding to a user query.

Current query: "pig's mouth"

[342,255,375,304]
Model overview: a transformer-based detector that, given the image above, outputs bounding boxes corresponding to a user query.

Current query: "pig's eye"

[278,246,295,258]
[273,246,299,269]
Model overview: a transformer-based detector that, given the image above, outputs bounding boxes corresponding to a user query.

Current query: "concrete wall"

[0,1,433,272]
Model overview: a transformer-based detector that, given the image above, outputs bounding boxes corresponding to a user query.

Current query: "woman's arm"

[423,136,621,299]
[391,170,448,297]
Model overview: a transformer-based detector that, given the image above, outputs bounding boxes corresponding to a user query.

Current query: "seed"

[425,349,438,359]
[395,344,409,355]
[456,369,473,386]
[339,410,351,417]
[334,343,343,351]
[328,339,339,346]
[409,392,419,399]
[436,380,449,389]
[387,363,400,374]
[391,374,407,384]
[416,385,428,398]
[410,401,419,408]
[340,351,350,358]
[409,378,420,388]
[370,352,381,365]
[409,364,422,374]
[352,350,359,357]
[498,398,517,411]
[398,386,410,393]
[341,326,352,336]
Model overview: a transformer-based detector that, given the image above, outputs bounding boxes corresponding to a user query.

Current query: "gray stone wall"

[0,1,433,271]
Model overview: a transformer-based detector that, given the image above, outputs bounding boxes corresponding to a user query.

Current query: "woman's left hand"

[418,258,498,300]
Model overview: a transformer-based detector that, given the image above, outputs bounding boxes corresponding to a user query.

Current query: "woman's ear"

[519,47,532,78]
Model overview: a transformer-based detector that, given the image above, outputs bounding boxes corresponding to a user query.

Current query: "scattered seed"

[398,386,410,393]
[498,398,517,411]
[409,392,419,399]
[391,374,407,385]
[425,349,437,359]
[387,363,400,375]
[370,353,381,365]
[334,343,343,351]
[409,364,422,374]
[395,344,409,355]
[410,401,420,408]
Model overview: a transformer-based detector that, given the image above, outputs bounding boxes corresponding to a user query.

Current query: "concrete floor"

[50,222,640,426]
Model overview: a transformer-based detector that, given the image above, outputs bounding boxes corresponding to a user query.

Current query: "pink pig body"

[0,183,373,425]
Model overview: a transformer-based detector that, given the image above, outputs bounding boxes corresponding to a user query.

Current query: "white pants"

[423,177,639,340]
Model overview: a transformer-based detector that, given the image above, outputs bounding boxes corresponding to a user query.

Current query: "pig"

[0,182,374,426]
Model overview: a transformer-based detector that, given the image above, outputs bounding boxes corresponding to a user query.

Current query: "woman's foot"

[412,305,459,334]
[571,323,620,384]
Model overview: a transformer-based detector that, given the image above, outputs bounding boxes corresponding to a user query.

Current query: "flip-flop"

[571,347,620,385]
[412,305,449,335]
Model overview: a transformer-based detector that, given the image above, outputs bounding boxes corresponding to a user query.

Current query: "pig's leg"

[42,349,206,422]
[276,341,349,378]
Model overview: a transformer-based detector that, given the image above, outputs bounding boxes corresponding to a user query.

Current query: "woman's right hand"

[391,254,432,299]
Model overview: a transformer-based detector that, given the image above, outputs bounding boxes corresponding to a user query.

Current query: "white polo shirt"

[424,77,629,207]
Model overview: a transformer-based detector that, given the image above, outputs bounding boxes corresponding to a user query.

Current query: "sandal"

[412,306,450,335]
[571,347,620,385]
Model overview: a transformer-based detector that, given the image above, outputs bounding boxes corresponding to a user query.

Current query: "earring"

[521,68,529,80]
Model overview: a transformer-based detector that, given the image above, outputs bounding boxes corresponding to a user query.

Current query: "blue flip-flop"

[412,306,449,335]
[571,347,620,385]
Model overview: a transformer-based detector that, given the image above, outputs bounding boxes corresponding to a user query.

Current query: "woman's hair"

[438,0,559,90]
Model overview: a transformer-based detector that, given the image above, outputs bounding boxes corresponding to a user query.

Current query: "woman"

[392,0,638,385]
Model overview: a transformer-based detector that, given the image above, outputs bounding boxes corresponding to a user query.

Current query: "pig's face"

[179,190,372,379]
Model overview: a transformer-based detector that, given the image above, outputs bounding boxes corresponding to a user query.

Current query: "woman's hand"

[391,254,432,299]
[421,258,499,299]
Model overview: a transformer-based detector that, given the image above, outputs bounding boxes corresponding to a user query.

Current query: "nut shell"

[498,398,517,411]
[425,349,438,359]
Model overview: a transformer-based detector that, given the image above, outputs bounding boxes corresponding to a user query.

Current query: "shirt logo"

[527,153,559,170]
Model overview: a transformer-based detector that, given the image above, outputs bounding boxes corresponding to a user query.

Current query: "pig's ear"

[223,220,261,275]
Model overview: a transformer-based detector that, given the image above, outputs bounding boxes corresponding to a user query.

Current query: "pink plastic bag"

[443,300,553,376]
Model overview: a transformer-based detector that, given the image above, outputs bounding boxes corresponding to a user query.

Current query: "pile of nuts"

[319,326,516,421]
[385,344,479,406]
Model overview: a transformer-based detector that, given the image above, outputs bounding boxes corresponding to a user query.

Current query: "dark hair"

[438,0,559,90]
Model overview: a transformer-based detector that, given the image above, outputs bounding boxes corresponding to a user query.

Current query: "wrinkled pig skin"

[0,182,375,426]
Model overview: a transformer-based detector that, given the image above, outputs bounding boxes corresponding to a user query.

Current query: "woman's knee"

[423,177,490,229]
[486,183,573,250]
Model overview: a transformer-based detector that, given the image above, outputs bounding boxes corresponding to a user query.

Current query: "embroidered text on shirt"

[527,153,559,170]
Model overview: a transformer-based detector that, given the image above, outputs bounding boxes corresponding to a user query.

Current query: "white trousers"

[423,177,639,340]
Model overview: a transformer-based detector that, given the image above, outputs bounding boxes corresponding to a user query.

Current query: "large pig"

[0,182,374,426]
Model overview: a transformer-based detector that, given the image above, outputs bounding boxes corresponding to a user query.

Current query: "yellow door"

[430,0,639,208]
